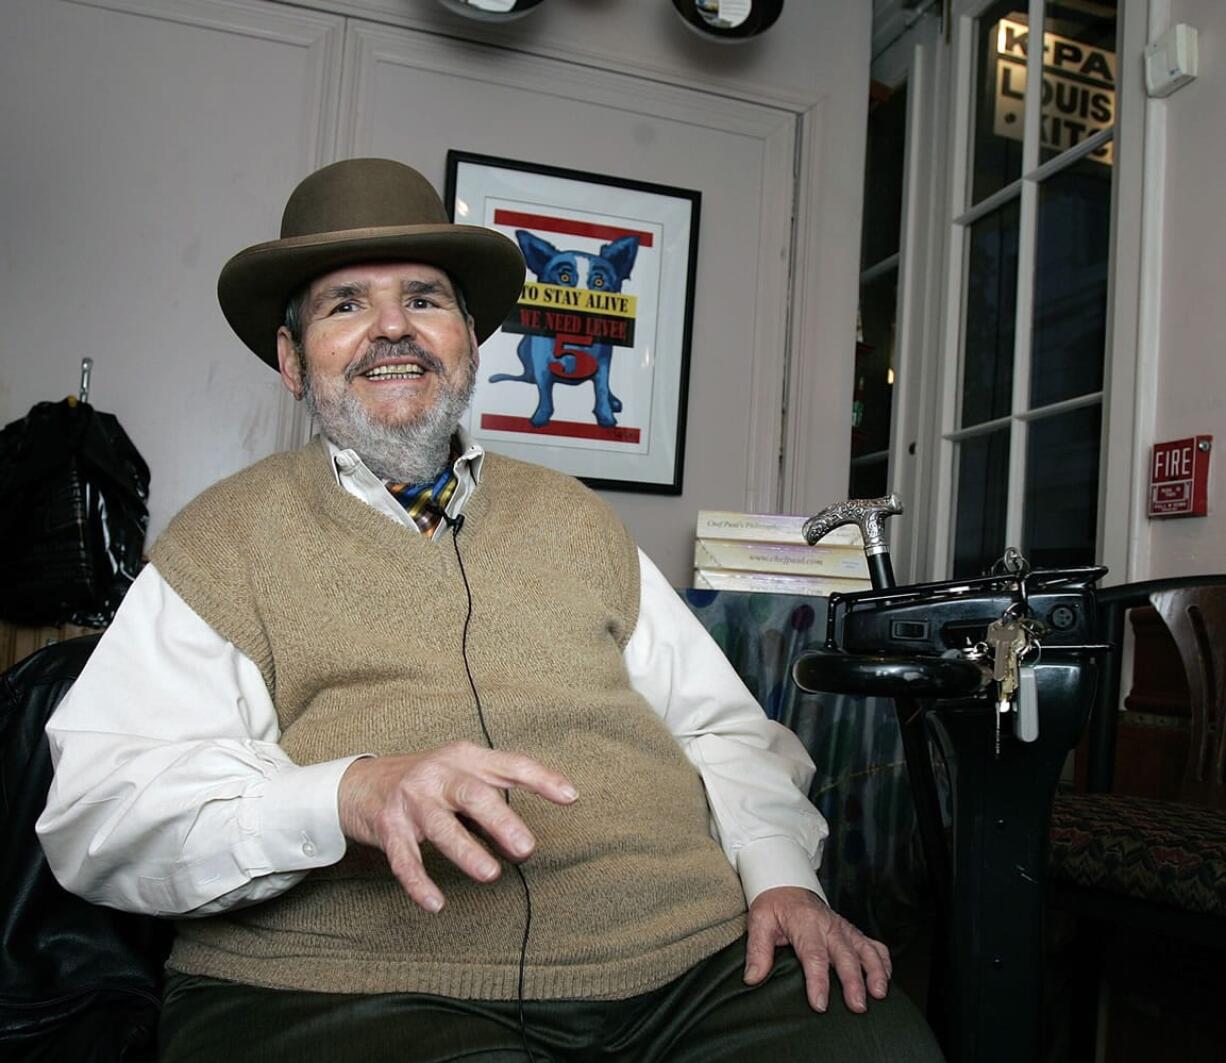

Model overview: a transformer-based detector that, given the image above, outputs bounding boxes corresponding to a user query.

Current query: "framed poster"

[445,151,700,493]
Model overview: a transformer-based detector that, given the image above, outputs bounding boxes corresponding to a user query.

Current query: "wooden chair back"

[1152,586,1226,809]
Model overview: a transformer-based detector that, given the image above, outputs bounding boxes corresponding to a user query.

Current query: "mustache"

[345,339,446,381]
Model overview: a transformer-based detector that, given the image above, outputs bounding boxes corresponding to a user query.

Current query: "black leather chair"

[0,635,172,1063]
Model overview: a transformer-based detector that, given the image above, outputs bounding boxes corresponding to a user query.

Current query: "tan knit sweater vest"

[149,439,746,999]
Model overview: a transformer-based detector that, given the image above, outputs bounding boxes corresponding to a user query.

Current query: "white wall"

[1,0,870,588]
[1142,0,1226,578]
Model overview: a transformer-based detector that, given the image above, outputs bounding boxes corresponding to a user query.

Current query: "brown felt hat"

[217,158,525,368]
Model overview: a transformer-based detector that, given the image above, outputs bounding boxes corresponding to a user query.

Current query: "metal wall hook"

[78,357,93,404]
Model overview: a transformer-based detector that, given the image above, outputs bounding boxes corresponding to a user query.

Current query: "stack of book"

[693,510,872,597]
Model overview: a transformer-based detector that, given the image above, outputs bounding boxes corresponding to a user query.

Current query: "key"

[995,660,1018,756]
[985,616,1021,674]
[985,616,1027,698]
[985,616,1027,755]
[1016,663,1039,742]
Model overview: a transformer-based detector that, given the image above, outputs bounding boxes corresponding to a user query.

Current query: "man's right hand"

[337,742,577,913]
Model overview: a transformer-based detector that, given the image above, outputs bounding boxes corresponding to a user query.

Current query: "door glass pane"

[850,455,889,501]
[961,199,1019,427]
[971,0,1029,204]
[850,74,907,499]
[1023,404,1101,566]
[1031,157,1111,407]
[1039,1,1117,166]
[862,82,909,268]
[953,428,1010,578]
[852,268,898,472]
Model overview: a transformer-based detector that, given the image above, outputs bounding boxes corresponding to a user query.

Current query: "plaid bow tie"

[386,468,458,536]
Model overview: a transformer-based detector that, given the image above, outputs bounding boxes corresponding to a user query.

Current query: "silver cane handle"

[802,494,904,558]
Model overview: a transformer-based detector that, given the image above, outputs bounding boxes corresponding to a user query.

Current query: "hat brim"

[217,224,526,368]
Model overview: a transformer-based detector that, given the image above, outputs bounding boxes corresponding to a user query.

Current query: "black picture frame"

[445,151,700,494]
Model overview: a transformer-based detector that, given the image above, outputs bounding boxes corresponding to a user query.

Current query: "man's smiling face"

[276,261,479,481]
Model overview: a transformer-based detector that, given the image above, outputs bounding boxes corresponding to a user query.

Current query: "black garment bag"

[0,397,150,627]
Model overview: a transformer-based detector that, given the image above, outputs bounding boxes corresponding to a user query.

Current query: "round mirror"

[672,0,784,41]
[436,0,545,21]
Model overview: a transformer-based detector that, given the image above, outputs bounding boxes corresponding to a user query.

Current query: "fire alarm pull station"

[1148,435,1212,518]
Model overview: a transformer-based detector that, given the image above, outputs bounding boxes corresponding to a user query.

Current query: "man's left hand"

[744,886,892,1013]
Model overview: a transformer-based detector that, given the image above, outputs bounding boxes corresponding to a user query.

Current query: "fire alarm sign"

[1148,435,1212,518]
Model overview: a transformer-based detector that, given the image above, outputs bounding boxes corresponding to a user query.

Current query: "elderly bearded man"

[36,159,943,1063]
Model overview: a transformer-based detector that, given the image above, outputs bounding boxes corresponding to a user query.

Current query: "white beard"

[299,340,476,483]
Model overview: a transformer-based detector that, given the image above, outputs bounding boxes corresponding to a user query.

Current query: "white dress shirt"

[37,439,828,917]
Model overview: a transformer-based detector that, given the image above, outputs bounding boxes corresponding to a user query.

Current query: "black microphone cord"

[447,515,539,1063]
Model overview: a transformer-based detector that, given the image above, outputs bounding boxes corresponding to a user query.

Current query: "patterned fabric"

[1049,792,1226,916]
[385,469,458,535]
[680,588,932,946]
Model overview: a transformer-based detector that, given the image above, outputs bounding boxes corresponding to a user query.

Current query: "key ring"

[993,547,1032,618]
[992,546,1031,578]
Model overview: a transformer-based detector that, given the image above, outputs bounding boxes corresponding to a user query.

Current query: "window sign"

[993,16,1116,164]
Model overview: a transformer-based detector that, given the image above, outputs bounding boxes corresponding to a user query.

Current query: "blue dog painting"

[489,230,640,429]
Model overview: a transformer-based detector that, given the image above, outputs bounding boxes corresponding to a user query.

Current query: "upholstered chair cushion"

[1050,792,1226,917]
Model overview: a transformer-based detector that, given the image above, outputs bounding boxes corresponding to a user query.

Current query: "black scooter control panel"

[826,566,1107,658]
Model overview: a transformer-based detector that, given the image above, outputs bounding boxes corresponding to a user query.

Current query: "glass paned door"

[945,0,1117,577]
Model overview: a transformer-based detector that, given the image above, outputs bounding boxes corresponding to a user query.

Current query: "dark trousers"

[159,938,944,1062]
